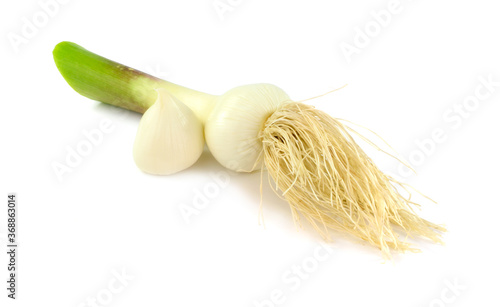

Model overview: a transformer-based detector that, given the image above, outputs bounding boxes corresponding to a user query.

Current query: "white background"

[1,0,499,306]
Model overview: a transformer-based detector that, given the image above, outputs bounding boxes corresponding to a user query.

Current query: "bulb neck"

[155,80,217,125]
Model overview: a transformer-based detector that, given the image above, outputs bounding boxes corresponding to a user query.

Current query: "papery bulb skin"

[205,84,291,172]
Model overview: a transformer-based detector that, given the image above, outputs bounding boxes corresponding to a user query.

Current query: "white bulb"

[133,88,204,175]
[204,84,291,172]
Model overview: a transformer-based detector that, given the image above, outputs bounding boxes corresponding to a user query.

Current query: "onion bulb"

[53,41,446,258]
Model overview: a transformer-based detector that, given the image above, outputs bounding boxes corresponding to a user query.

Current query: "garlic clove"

[133,88,204,175]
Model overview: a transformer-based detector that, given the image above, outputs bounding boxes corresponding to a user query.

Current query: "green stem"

[53,42,216,123]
